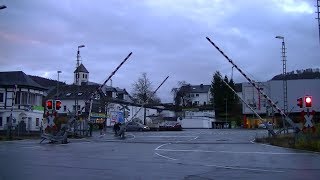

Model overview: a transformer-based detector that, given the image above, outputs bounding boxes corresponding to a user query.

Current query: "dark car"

[125,122,150,132]
[159,121,182,131]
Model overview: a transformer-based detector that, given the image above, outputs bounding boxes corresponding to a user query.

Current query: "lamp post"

[0,5,7,10]
[57,71,62,98]
[275,36,288,133]
[225,98,228,128]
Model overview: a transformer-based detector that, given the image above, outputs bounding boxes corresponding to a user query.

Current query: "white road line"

[155,152,177,161]
[205,164,284,173]
[155,148,316,155]
[143,136,197,138]
[155,143,171,150]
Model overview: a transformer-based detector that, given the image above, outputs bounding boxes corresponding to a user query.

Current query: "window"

[63,105,67,112]
[28,93,36,105]
[15,92,20,104]
[36,118,39,126]
[85,74,87,79]
[204,102,207,105]
[78,92,83,96]
[83,74,85,78]
[73,105,76,111]
[95,94,100,100]
[66,93,72,96]
[191,94,194,97]
[196,94,199,97]
[0,92,4,103]
[7,117,10,123]
[21,92,28,105]
[0,117,2,126]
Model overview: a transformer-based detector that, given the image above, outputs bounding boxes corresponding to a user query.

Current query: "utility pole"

[225,98,227,128]
[7,85,17,140]
[57,71,62,98]
[317,0,320,44]
[276,36,288,133]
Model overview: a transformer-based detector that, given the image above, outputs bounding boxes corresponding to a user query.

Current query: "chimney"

[200,84,204,88]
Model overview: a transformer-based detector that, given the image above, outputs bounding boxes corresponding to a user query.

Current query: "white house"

[176,84,212,106]
[0,71,47,132]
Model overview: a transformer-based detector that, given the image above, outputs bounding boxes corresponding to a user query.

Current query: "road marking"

[155,143,171,150]
[204,164,284,173]
[155,152,177,161]
[155,148,316,155]
[143,136,197,138]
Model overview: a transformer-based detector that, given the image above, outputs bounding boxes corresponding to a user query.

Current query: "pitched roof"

[182,84,211,93]
[47,84,101,100]
[74,64,89,73]
[0,71,47,90]
[28,75,66,88]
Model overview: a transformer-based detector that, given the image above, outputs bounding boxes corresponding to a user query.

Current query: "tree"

[171,81,191,107]
[131,72,161,104]
[210,71,239,118]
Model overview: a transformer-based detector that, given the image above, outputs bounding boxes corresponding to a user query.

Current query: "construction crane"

[206,37,300,133]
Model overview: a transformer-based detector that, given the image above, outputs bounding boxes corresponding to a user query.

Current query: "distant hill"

[271,68,320,80]
[28,75,66,88]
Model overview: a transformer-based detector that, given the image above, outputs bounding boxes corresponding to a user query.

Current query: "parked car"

[126,122,150,132]
[258,122,273,129]
[159,121,182,131]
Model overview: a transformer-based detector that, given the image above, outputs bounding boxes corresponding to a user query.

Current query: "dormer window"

[78,92,83,96]
[66,93,72,97]
[95,94,100,100]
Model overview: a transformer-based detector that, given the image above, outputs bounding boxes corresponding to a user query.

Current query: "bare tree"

[132,72,160,104]
[171,81,191,106]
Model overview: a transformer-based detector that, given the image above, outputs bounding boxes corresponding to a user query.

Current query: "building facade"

[241,79,320,115]
[0,71,47,132]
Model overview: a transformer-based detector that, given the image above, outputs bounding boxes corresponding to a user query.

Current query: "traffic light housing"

[305,96,312,108]
[46,100,53,110]
[297,97,303,108]
[55,100,62,110]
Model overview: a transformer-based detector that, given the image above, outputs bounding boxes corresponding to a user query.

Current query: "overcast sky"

[1,0,319,102]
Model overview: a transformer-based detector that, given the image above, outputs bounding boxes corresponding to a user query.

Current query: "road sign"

[301,110,316,133]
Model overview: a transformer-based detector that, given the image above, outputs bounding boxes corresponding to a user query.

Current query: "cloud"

[0,0,319,103]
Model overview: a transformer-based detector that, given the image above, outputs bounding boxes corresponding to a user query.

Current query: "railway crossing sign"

[301,109,316,133]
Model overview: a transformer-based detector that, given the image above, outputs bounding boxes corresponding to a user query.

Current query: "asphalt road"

[0,129,319,180]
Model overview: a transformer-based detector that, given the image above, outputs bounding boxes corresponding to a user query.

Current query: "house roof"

[47,84,102,100]
[29,75,66,88]
[74,64,89,73]
[183,84,211,93]
[0,71,47,90]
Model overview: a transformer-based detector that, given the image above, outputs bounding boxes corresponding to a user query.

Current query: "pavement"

[0,129,319,180]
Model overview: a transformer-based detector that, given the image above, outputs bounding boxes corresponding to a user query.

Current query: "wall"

[189,92,210,105]
[241,79,320,114]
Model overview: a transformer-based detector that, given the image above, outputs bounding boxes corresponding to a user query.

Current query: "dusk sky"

[1,0,319,103]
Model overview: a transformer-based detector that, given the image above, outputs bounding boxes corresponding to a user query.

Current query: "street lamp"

[57,71,62,97]
[0,5,7,10]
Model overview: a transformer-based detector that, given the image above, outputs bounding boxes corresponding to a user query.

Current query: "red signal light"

[46,100,53,110]
[305,96,312,108]
[55,100,62,110]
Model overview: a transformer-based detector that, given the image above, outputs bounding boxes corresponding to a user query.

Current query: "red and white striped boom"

[206,37,300,132]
